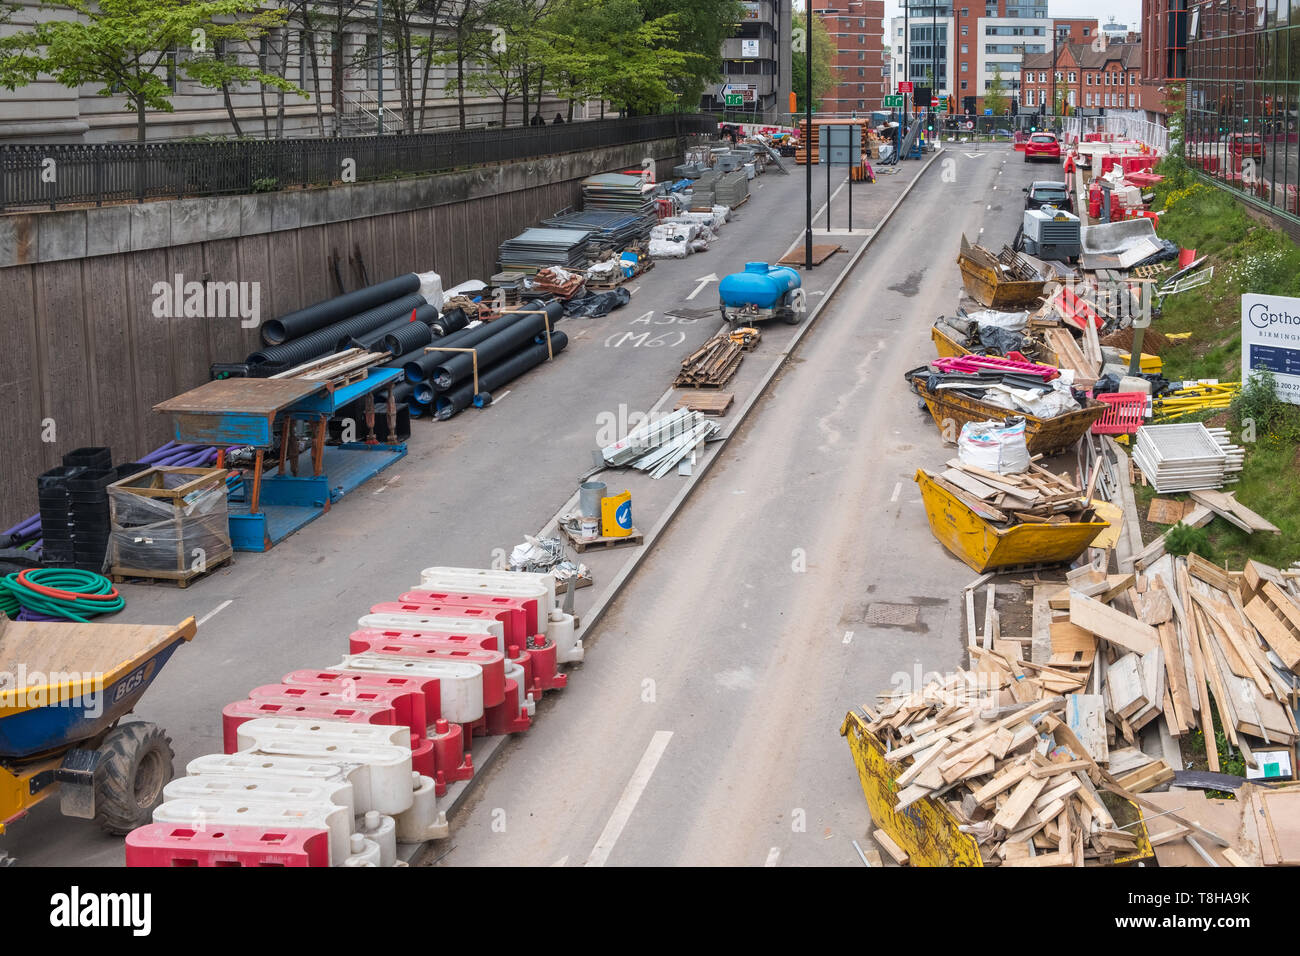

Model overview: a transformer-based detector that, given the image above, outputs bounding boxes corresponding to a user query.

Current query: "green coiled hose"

[0,568,124,622]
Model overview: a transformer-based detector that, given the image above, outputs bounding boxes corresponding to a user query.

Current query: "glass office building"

[1185,0,1300,223]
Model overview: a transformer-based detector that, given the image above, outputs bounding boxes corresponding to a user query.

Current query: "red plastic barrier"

[1059,284,1103,330]
[221,697,397,754]
[282,671,444,728]
[279,669,471,784]
[350,628,565,696]
[400,589,541,637]
[372,600,527,646]
[1122,155,1156,175]
[248,682,427,738]
[484,678,531,736]
[366,601,504,637]
[126,823,330,867]
[1090,391,1146,435]
[1100,154,1118,174]
[347,636,506,709]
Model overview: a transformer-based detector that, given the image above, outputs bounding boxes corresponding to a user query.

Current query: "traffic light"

[1031,125,1037,132]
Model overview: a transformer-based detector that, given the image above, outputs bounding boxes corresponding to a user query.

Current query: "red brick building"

[812,0,888,114]
[1137,0,1189,119]
[1020,41,1142,113]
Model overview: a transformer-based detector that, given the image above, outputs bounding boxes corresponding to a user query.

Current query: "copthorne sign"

[1242,293,1300,405]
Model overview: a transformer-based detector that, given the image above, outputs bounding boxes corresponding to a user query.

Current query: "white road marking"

[551,856,568,867]
[372,474,402,495]
[628,285,639,295]
[765,847,781,867]
[843,631,854,645]
[986,204,991,210]
[993,185,997,190]
[198,600,232,627]
[685,274,719,301]
[891,481,902,502]
[492,390,511,404]
[585,731,673,867]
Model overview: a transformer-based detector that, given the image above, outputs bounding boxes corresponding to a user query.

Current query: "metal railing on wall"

[0,113,715,212]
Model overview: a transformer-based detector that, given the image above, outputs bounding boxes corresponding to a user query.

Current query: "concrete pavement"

[431,145,1044,867]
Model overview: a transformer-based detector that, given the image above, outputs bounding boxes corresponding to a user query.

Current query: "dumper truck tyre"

[93,721,173,835]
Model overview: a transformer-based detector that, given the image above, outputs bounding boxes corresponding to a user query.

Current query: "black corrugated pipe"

[338,313,418,352]
[431,301,562,390]
[401,310,529,383]
[435,330,568,421]
[431,307,469,337]
[260,274,423,344]
[390,381,414,406]
[384,315,437,357]
[248,294,426,367]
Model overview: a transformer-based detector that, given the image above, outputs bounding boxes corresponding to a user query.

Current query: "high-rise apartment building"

[810,0,888,114]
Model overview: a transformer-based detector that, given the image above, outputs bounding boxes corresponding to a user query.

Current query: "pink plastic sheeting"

[933,355,1060,380]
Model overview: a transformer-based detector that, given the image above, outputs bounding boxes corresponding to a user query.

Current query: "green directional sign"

[725,94,744,107]
[883,95,904,108]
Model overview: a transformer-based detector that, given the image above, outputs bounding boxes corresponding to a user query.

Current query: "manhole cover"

[865,602,920,626]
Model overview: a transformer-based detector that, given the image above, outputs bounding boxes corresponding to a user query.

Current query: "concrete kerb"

[404,147,947,865]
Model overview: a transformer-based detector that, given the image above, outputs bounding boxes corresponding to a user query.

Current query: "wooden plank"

[873,828,909,865]
[971,761,1032,806]
[1066,693,1108,763]
[1245,595,1300,671]
[1191,489,1281,534]
[966,586,979,648]
[1069,590,1159,655]
[1179,566,1221,772]
[992,775,1050,831]
[983,584,996,651]
[1146,497,1187,525]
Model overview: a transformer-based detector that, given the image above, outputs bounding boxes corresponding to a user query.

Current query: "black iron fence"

[0,113,718,212]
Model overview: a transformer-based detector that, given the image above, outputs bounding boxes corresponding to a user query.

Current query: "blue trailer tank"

[719,262,802,310]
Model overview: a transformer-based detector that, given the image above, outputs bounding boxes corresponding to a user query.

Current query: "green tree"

[532,0,700,117]
[1,0,299,142]
[642,0,741,107]
[790,10,832,114]
[985,63,1007,115]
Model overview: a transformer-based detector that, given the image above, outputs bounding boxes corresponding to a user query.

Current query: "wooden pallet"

[778,244,842,266]
[555,576,593,595]
[561,524,644,553]
[674,390,734,416]
[586,277,625,292]
[111,552,232,589]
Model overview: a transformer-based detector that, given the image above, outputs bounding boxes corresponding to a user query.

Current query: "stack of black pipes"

[398,298,567,420]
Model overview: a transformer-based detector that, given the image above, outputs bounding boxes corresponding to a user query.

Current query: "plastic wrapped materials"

[108,467,232,576]
[417,271,444,311]
[958,419,1031,475]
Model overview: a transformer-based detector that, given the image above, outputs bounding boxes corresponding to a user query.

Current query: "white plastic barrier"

[356,810,398,867]
[357,612,504,641]
[504,658,536,718]
[163,774,355,819]
[185,754,448,842]
[336,654,484,725]
[416,567,583,664]
[232,719,414,815]
[152,796,356,865]
[343,834,383,866]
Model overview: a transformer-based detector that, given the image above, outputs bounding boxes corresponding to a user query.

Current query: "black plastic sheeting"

[338,313,420,352]
[260,274,422,344]
[977,325,1029,355]
[436,330,569,420]
[432,307,470,337]
[248,294,427,367]
[1132,238,1179,269]
[563,287,631,318]
[431,300,563,389]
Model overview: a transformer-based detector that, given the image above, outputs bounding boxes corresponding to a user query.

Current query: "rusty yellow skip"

[839,710,1154,866]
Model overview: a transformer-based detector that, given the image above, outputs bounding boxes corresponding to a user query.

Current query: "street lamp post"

[805,0,813,269]
[377,0,385,135]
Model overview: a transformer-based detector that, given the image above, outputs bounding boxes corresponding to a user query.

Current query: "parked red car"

[1023,132,1062,163]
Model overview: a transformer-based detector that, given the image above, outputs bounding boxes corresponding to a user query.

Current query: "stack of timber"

[794,118,869,165]
[673,330,744,388]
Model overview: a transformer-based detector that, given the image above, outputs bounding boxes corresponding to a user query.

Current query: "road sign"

[882,95,904,108]
[1243,294,1300,404]
[725,94,744,107]
[898,81,913,93]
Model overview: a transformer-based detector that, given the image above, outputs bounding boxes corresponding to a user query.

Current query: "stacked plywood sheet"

[1131,423,1229,492]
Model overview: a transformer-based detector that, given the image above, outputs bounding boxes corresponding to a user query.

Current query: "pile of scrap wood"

[673,330,743,388]
[863,679,1162,866]
[1133,487,1275,570]
[1037,553,1300,779]
[858,553,1300,866]
[932,457,1093,526]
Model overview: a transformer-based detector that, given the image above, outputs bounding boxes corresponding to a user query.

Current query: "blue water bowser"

[718,262,803,326]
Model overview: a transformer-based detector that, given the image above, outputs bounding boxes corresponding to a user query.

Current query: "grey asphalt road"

[4,150,938,866]
[433,144,1047,867]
